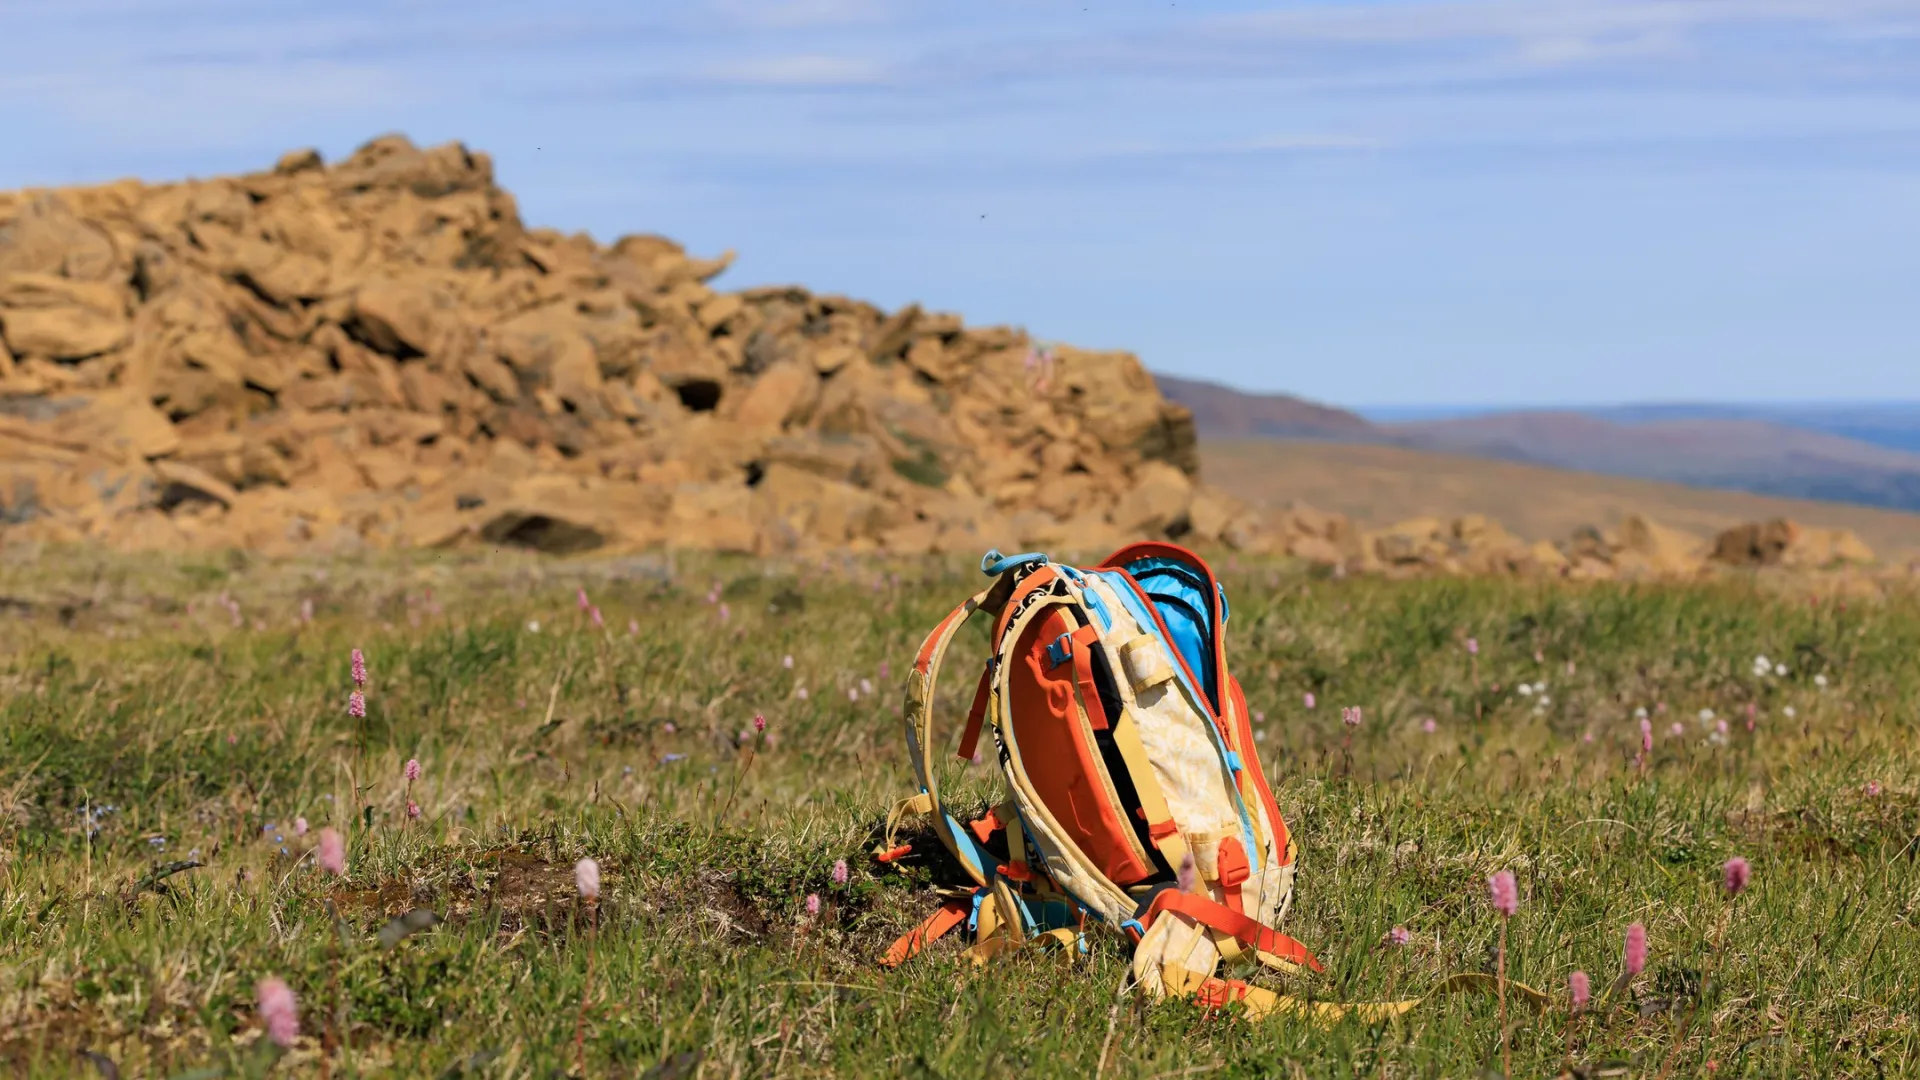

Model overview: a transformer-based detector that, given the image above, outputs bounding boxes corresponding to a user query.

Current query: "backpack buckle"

[1044,633,1073,668]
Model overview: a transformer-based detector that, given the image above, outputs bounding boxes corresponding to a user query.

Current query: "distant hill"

[1390,411,1920,512]
[1577,402,1920,456]
[1199,438,1920,562]
[1155,375,1378,440]
[1158,374,1920,513]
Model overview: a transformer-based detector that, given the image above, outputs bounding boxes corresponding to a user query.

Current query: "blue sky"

[3,0,1918,407]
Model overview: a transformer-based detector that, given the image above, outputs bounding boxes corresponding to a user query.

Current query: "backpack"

[877,542,1338,1016]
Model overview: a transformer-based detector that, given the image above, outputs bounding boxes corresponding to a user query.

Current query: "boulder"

[1714,518,1873,569]
[1108,460,1193,535]
[1614,515,1706,576]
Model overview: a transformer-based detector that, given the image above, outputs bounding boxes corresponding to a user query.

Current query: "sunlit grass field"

[0,545,1915,1078]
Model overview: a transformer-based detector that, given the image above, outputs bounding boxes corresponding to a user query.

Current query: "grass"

[0,543,1916,1077]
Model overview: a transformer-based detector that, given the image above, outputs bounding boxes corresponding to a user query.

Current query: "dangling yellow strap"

[1160,964,1551,1026]
[1107,710,1193,876]
[873,793,935,861]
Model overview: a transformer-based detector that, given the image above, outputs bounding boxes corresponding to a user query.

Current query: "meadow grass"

[0,545,1915,1078]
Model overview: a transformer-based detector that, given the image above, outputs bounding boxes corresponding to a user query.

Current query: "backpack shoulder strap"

[897,583,1005,886]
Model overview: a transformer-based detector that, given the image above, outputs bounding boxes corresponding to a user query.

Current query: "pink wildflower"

[348,691,366,719]
[1343,706,1362,728]
[1640,716,1654,753]
[718,603,730,623]
[805,893,821,916]
[832,858,849,884]
[797,687,809,701]
[316,827,346,876]
[1303,692,1316,709]
[628,618,639,635]
[1421,718,1437,734]
[1624,922,1647,976]
[1865,780,1884,797]
[753,713,767,733]
[350,648,366,688]
[406,800,421,821]
[1466,637,1479,655]
[1670,722,1685,737]
[404,758,422,783]
[847,687,859,703]
[1570,971,1591,1012]
[1723,856,1750,897]
[1489,871,1518,917]
[293,817,308,837]
[1387,926,1411,946]
[574,857,601,902]
[590,605,603,629]
[860,678,874,696]
[783,654,794,669]
[255,977,299,1049]
[1716,719,1729,737]
[878,661,890,680]
[576,587,590,611]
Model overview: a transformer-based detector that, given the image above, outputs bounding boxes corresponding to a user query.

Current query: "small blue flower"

[148,837,166,848]
[662,753,687,763]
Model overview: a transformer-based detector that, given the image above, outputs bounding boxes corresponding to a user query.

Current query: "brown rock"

[349,279,443,357]
[1715,518,1873,569]
[1516,539,1571,575]
[1109,460,1194,535]
[153,459,238,509]
[731,362,817,431]
[1615,515,1706,576]
[1368,517,1445,566]
[0,306,129,360]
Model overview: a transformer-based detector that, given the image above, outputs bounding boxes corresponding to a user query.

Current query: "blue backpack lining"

[1124,556,1220,711]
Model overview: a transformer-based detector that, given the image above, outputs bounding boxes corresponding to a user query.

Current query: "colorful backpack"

[878,542,1345,1017]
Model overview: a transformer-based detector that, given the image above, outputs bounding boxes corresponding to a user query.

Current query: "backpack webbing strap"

[881,899,970,968]
[1137,888,1326,974]
[1103,701,1194,882]
[904,585,1001,887]
[954,661,993,763]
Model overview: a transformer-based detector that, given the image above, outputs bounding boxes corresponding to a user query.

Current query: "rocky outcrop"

[0,136,1242,556]
[1709,518,1875,570]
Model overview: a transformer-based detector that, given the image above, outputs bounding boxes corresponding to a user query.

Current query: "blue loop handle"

[980,549,1049,576]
